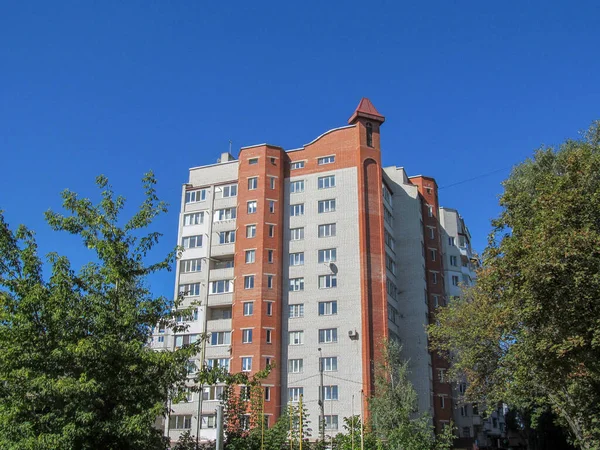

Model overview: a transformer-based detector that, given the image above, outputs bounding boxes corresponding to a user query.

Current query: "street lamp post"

[318,347,325,443]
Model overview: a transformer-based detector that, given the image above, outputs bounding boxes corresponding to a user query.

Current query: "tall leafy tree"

[0,173,198,449]
[429,121,600,449]
[369,340,454,450]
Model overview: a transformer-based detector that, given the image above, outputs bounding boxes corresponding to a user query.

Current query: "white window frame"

[183,212,204,226]
[318,175,336,189]
[318,328,338,343]
[242,329,253,344]
[290,161,305,170]
[288,358,303,373]
[318,223,336,238]
[244,275,255,289]
[242,357,252,372]
[180,258,202,273]
[317,155,335,165]
[247,201,257,214]
[318,274,337,289]
[290,227,304,240]
[289,252,304,266]
[318,248,337,263]
[243,302,254,316]
[289,278,304,292]
[318,199,336,214]
[245,249,256,263]
[182,235,203,249]
[289,331,304,345]
[185,190,206,204]
[290,203,305,216]
[318,301,337,316]
[246,224,256,238]
[289,304,304,318]
[290,180,305,193]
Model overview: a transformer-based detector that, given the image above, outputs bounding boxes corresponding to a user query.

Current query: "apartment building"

[154,98,476,443]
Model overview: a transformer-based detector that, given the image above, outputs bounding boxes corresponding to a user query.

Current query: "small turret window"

[366,123,373,147]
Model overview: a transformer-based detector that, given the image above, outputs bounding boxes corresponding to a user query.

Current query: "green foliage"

[428,121,600,449]
[368,340,454,450]
[0,173,197,449]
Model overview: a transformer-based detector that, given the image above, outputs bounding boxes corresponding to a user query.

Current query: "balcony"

[209,267,234,281]
[213,196,237,209]
[207,292,233,307]
[211,243,235,258]
[212,219,237,233]
[206,318,232,332]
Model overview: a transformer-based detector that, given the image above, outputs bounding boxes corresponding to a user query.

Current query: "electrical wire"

[438,165,513,190]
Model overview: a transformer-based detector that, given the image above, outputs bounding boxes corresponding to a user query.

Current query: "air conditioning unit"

[348,330,359,340]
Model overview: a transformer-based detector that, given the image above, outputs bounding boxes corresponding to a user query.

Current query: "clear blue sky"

[1,0,599,298]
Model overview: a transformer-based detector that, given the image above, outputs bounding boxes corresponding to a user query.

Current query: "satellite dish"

[329,263,338,274]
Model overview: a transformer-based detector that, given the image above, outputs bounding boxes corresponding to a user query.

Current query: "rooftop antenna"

[229,140,232,154]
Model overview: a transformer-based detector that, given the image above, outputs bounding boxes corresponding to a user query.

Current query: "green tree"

[369,340,454,450]
[428,121,600,449]
[0,173,198,449]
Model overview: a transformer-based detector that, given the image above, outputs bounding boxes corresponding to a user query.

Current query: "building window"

[185,190,206,204]
[183,212,204,226]
[170,415,192,430]
[242,329,253,344]
[207,358,230,371]
[269,177,276,189]
[288,387,304,402]
[270,156,277,165]
[289,252,304,266]
[318,275,337,289]
[289,304,304,318]
[291,227,304,240]
[459,382,467,394]
[318,199,336,213]
[460,405,468,416]
[366,122,373,147]
[215,207,236,221]
[246,224,256,238]
[209,280,233,294]
[318,223,336,238]
[318,301,337,316]
[244,275,255,289]
[245,250,256,264]
[385,255,396,275]
[384,230,396,251]
[182,235,202,249]
[269,200,275,213]
[180,258,202,273]
[450,255,457,266]
[267,249,274,263]
[264,387,271,401]
[318,175,336,189]
[452,275,460,286]
[439,395,446,409]
[318,248,337,263]
[266,329,272,343]
[384,206,394,226]
[289,278,304,292]
[430,248,437,261]
[290,180,305,193]
[210,332,231,346]
[323,385,339,401]
[427,204,434,217]
[324,415,338,430]
[318,328,338,343]
[289,331,304,345]
[318,155,335,165]
[386,279,397,299]
[433,295,439,308]
[249,158,258,165]
[431,272,438,284]
[320,356,338,371]
[179,283,201,297]
[220,184,237,198]
[243,302,254,316]
[288,359,303,373]
[267,274,274,289]
[382,184,392,203]
[242,357,252,372]
[290,161,305,170]
[428,227,435,239]
[290,203,305,216]
[266,302,273,316]
[448,237,455,246]
[268,224,275,237]
[219,230,236,244]
[201,415,217,428]
[247,201,257,214]
[248,177,258,190]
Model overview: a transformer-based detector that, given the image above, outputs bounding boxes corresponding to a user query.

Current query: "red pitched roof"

[348,97,385,124]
